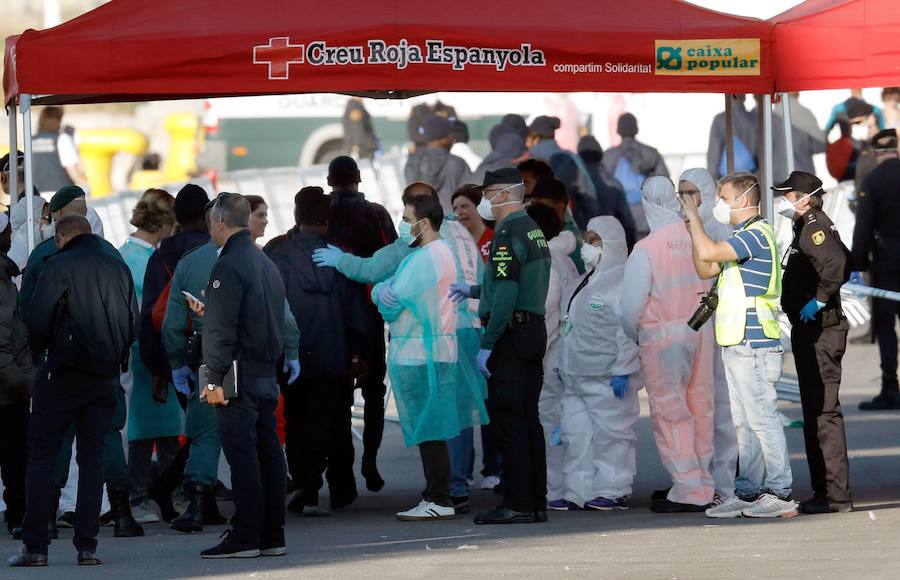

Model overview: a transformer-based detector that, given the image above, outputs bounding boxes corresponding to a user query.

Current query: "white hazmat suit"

[559,217,640,506]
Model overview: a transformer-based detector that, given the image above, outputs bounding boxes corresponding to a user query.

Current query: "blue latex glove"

[172,365,193,397]
[283,359,301,385]
[375,284,399,309]
[611,375,629,400]
[799,299,826,323]
[312,244,344,268]
[476,348,492,379]
[449,282,473,304]
[848,271,866,286]
[549,425,562,446]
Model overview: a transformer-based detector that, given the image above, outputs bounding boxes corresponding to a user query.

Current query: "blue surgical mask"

[398,219,423,246]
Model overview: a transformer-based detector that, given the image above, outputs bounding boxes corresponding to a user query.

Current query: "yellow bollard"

[78,129,148,197]
[163,113,199,183]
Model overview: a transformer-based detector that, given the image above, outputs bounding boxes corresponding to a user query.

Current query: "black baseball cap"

[772,171,824,196]
[478,167,523,190]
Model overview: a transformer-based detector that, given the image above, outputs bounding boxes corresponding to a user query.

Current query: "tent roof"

[5,0,773,105]
[771,0,900,92]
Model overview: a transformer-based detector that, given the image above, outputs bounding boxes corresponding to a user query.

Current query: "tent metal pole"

[762,94,774,223]
[781,92,795,176]
[7,104,18,207]
[21,94,35,254]
[725,94,735,174]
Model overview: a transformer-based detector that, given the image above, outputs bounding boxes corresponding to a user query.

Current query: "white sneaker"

[396,500,455,521]
[705,496,756,518]
[131,499,160,524]
[480,476,501,491]
[741,494,798,518]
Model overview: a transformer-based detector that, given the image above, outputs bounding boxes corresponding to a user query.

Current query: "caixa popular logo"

[655,39,761,76]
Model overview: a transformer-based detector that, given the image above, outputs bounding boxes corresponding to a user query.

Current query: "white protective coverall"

[559,217,640,506]
[620,176,716,507]
[679,167,739,501]
[537,229,580,502]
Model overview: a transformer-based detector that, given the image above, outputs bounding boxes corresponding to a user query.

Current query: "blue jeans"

[447,428,473,498]
[722,343,793,500]
[216,375,286,547]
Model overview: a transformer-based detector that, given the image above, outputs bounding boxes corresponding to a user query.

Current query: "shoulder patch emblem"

[811,231,825,246]
[212,280,221,289]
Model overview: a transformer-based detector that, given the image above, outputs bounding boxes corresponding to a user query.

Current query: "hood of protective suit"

[679,167,733,241]
[642,176,681,232]
[548,229,577,259]
[585,216,627,273]
[10,194,47,231]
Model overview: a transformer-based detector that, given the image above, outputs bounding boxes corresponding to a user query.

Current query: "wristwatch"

[206,384,217,392]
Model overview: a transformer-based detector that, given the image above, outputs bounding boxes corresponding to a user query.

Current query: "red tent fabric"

[772,0,900,92]
[4,0,774,105]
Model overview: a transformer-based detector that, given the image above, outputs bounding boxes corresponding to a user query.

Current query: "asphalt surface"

[3,340,900,579]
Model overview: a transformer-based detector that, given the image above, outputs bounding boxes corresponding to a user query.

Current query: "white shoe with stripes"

[396,500,455,521]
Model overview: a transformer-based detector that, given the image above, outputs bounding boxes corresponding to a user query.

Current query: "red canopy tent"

[772,0,900,92]
[4,0,773,104]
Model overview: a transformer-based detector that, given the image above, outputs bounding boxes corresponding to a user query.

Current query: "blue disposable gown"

[372,240,488,447]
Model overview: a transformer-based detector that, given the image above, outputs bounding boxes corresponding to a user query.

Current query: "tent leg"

[7,104,18,207]
[725,94,735,175]
[21,94,35,254]
[781,92,795,176]
[758,94,774,222]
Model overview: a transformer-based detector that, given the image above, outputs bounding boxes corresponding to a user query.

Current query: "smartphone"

[181,290,202,304]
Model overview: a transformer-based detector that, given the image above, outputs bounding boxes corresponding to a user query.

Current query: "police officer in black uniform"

[852,129,900,410]
[776,171,853,515]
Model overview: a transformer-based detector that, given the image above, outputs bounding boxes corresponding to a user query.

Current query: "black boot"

[202,486,227,526]
[148,444,189,523]
[107,483,144,538]
[170,483,204,533]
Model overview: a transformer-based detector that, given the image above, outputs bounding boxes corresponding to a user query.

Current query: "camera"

[687,289,719,331]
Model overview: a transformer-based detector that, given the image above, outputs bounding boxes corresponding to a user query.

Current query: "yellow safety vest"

[715,219,781,347]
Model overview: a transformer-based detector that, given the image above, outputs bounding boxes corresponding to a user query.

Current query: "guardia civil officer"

[775,171,853,514]
[450,168,551,524]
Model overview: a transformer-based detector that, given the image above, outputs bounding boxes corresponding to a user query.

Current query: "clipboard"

[199,361,239,399]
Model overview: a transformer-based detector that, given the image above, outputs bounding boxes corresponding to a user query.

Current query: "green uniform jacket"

[162,242,299,372]
[18,237,57,320]
[474,211,551,349]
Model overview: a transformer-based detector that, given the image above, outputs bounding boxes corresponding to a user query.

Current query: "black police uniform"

[783,208,853,510]
[852,157,900,407]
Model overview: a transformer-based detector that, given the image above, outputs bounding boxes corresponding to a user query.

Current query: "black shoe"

[651,488,671,502]
[77,551,102,566]
[107,484,144,538]
[859,392,900,411]
[8,548,47,567]
[650,499,708,514]
[533,510,548,523]
[56,511,76,528]
[330,491,357,510]
[201,530,260,559]
[362,460,385,493]
[171,483,205,533]
[451,496,470,514]
[799,497,853,514]
[474,507,535,525]
[260,528,286,557]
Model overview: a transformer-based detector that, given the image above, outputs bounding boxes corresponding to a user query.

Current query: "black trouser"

[872,266,900,395]
[216,375,286,547]
[283,377,355,505]
[418,441,451,507]
[792,318,852,505]
[0,402,29,531]
[486,319,547,513]
[480,424,502,478]
[22,365,116,555]
[128,437,181,500]
[359,333,387,466]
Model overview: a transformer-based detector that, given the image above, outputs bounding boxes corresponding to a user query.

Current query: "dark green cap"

[478,167,523,190]
[49,185,86,212]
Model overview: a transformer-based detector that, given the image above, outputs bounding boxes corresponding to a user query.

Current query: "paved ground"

[3,340,900,579]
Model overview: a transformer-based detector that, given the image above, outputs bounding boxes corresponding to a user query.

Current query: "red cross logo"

[253,37,305,80]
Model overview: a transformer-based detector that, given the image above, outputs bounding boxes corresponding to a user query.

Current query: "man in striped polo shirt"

[680,172,796,519]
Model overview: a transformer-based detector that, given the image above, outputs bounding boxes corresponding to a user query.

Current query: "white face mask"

[40,222,55,241]
[580,243,602,269]
[712,183,759,225]
[775,190,818,220]
[477,183,522,221]
[851,124,870,142]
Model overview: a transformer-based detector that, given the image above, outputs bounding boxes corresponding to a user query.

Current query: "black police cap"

[771,171,824,196]
[478,167,523,190]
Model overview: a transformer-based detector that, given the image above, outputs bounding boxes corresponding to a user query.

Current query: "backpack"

[826,136,857,181]
[150,267,191,335]
[718,136,757,177]
[614,157,646,206]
